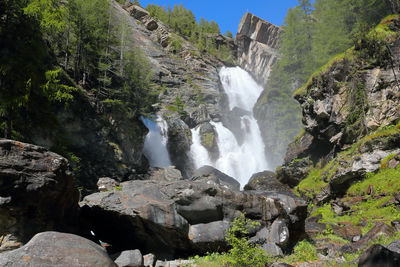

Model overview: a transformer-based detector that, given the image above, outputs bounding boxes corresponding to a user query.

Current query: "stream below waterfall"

[190,66,270,186]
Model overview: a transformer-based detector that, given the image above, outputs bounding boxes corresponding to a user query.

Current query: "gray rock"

[236,12,281,87]
[358,244,400,267]
[98,177,120,192]
[114,250,143,267]
[126,4,149,20]
[260,242,283,257]
[305,215,326,239]
[0,232,117,267]
[155,259,194,267]
[269,219,289,246]
[143,253,156,267]
[191,165,240,191]
[387,240,400,254]
[188,221,230,251]
[143,17,158,31]
[145,166,182,182]
[0,140,79,252]
[244,170,291,192]
[340,222,396,253]
[80,179,307,258]
[277,157,313,187]
[165,116,194,178]
[198,122,219,160]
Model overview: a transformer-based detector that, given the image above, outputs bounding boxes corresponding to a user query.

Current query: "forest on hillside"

[0,0,157,141]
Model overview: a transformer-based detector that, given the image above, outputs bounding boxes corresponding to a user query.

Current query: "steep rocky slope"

[274,15,400,265]
[117,3,233,177]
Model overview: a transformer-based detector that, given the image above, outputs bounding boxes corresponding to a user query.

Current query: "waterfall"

[141,116,172,167]
[190,66,270,186]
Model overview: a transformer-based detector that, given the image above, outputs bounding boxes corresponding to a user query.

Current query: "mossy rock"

[199,122,219,160]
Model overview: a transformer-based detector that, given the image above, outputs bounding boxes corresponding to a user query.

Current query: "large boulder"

[80,179,307,259]
[198,122,219,160]
[340,222,396,253]
[0,140,79,252]
[126,4,149,20]
[244,170,291,192]
[165,116,194,178]
[113,250,143,267]
[276,157,313,187]
[0,232,117,267]
[191,165,240,191]
[358,244,400,267]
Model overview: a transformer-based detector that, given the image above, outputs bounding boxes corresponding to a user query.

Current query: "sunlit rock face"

[236,12,281,87]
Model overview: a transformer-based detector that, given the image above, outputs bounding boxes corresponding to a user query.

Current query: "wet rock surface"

[0,140,79,252]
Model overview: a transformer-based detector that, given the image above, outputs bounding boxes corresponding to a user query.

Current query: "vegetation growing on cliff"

[144,2,235,64]
[259,0,396,163]
[0,0,158,189]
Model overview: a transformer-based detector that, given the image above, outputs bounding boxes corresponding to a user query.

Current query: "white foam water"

[141,116,172,167]
[190,67,270,186]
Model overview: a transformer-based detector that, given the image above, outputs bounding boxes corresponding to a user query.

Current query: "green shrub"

[225,213,271,267]
[282,240,318,264]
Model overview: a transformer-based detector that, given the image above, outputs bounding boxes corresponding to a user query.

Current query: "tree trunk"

[4,107,12,139]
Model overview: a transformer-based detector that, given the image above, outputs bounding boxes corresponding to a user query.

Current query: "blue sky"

[138,0,299,35]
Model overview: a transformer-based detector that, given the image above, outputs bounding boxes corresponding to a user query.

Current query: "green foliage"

[353,24,391,66]
[169,35,183,53]
[114,185,123,191]
[297,124,400,199]
[225,213,271,267]
[267,0,393,147]
[145,3,234,62]
[132,0,141,7]
[348,166,400,197]
[282,240,318,264]
[43,68,77,103]
[174,96,186,116]
[224,30,233,38]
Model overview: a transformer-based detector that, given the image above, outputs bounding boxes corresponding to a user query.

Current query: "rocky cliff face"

[274,15,400,264]
[236,12,281,87]
[116,3,231,177]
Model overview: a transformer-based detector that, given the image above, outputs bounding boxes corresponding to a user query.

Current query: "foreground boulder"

[358,244,400,267]
[0,232,117,267]
[0,140,79,252]
[80,178,307,259]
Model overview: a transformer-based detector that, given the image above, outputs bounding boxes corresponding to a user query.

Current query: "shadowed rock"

[0,140,79,252]
[358,244,400,267]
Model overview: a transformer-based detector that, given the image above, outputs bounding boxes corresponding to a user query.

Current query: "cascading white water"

[141,116,172,167]
[190,66,270,186]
